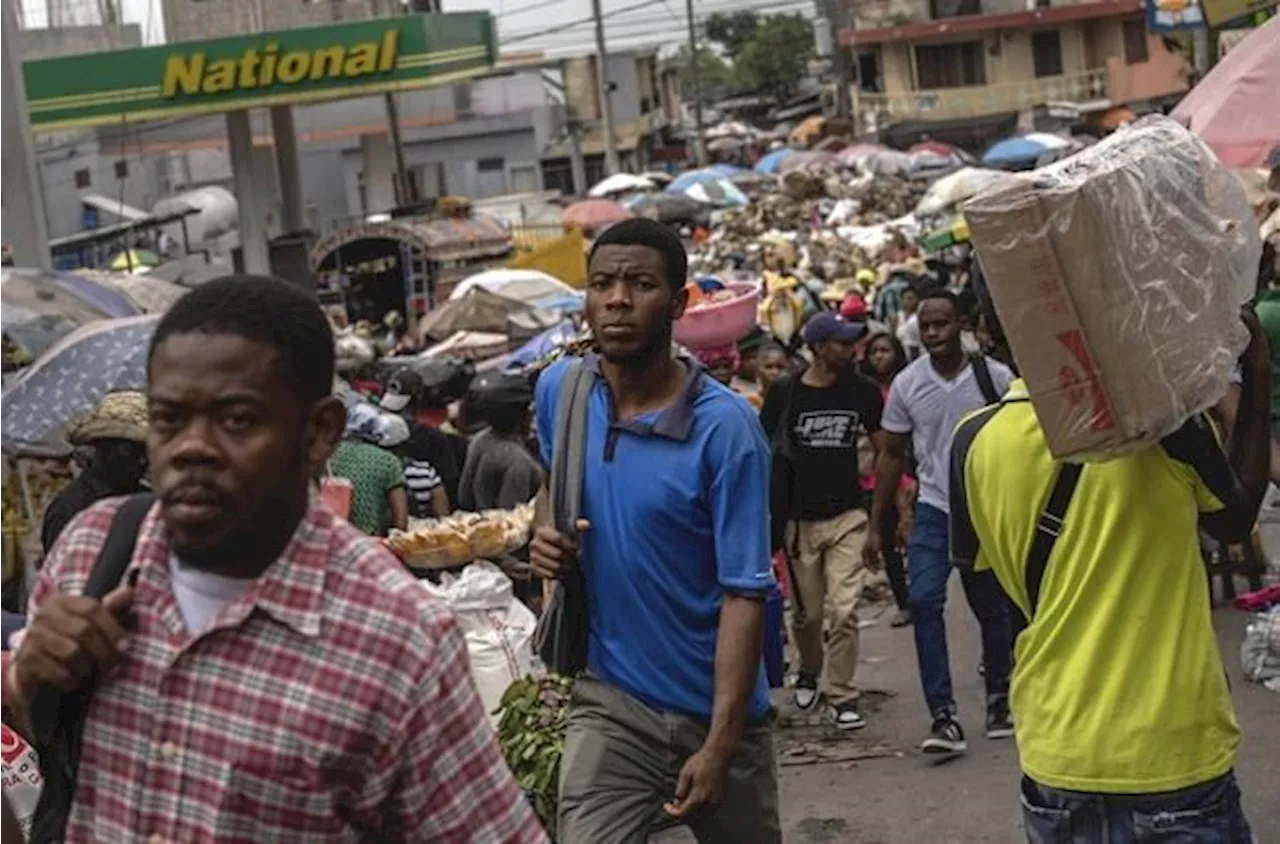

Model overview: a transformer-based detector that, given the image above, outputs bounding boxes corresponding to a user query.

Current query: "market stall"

[309,203,513,329]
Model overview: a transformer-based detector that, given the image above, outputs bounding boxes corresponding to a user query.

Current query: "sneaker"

[890,609,913,627]
[921,712,967,754]
[986,696,1014,740]
[794,673,819,710]
[829,702,866,731]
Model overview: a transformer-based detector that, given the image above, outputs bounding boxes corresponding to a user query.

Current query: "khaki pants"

[558,676,781,844]
[785,507,870,707]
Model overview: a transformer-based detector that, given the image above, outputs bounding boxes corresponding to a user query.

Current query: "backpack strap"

[1024,465,1082,617]
[549,360,592,534]
[969,353,1001,405]
[82,494,155,598]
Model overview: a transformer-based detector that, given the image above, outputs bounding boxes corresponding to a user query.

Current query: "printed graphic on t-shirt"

[793,410,862,449]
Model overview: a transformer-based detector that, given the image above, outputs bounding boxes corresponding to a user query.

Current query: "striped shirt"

[28,495,546,843]
[404,458,443,517]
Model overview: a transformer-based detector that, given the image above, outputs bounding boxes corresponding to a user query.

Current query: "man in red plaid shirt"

[5,276,544,843]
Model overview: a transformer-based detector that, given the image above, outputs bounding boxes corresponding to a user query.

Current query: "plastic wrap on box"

[964,116,1259,460]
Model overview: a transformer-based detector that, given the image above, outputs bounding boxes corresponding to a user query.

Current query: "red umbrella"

[1171,17,1279,167]
[562,199,635,233]
[909,140,956,157]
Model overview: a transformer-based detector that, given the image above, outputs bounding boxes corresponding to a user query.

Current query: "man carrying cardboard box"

[949,275,1270,840]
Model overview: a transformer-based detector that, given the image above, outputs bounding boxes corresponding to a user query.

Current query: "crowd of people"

[1,212,1273,842]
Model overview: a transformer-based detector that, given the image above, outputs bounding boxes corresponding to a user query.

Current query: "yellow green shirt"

[950,380,1239,794]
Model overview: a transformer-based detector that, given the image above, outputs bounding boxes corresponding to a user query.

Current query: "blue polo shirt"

[536,355,775,721]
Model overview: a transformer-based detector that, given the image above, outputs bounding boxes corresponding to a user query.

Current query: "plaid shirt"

[29,496,546,843]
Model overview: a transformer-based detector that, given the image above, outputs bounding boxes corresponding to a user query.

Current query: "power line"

[499,0,813,43]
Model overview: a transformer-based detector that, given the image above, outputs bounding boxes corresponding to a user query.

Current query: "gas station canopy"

[22,12,496,132]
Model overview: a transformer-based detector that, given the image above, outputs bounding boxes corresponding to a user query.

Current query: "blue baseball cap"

[802,311,867,346]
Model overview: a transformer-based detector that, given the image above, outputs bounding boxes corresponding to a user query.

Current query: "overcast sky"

[22,0,813,57]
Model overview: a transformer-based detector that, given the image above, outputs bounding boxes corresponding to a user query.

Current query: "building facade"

[840,0,1189,137]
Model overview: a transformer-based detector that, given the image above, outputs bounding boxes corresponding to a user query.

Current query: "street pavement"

[659,513,1280,843]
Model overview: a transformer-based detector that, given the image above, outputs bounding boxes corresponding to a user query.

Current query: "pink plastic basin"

[673,281,760,350]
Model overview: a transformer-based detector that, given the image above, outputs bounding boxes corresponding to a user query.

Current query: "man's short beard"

[598,324,673,365]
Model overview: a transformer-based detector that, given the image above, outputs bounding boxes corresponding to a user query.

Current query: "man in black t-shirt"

[761,312,886,731]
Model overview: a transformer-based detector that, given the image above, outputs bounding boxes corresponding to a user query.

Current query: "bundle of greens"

[495,674,572,837]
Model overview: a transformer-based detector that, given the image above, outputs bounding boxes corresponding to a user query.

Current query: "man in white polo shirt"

[865,290,1015,755]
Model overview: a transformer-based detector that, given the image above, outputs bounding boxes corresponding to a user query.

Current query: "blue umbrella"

[754,148,792,174]
[53,273,139,318]
[982,137,1052,167]
[2,315,158,454]
[667,168,732,194]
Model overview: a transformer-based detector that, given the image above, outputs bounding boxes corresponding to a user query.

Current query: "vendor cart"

[309,199,513,332]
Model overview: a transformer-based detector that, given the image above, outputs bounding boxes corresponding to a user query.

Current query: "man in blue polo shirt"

[530,218,779,843]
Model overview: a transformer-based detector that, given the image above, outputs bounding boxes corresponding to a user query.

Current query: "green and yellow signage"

[23,12,496,132]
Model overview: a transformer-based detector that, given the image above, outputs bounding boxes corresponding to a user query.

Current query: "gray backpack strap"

[549,359,592,534]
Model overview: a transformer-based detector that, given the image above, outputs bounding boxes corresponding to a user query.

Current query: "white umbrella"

[448,268,577,305]
[588,173,655,198]
[1023,132,1072,150]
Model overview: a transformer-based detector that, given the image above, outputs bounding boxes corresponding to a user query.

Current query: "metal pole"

[685,0,707,166]
[2,0,52,269]
[384,92,414,205]
[568,116,588,196]
[590,0,620,175]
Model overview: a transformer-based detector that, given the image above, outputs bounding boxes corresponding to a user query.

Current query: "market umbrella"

[642,170,674,186]
[588,173,654,198]
[910,140,959,157]
[1,315,159,455]
[108,249,162,273]
[915,167,1015,217]
[706,137,745,154]
[837,143,889,166]
[44,273,139,318]
[708,163,745,177]
[72,269,188,313]
[754,148,792,174]
[682,178,750,208]
[667,168,731,194]
[623,192,711,224]
[2,268,140,363]
[982,134,1069,169]
[449,268,577,305]
[1171,17,1280,167]
[778,150,839,173]
[562,198,635,232]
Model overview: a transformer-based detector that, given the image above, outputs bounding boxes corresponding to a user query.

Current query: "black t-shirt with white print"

[763,371,883,521]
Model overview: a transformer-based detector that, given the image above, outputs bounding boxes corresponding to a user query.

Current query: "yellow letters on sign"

[160,29,401,99]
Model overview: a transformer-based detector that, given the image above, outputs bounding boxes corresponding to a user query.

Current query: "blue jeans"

[907,502,1011,715]
[1020,772,1253,843]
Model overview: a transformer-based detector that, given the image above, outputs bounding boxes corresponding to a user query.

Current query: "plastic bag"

[419,561,540,724]
[965,116,1259,460]
[2,723,42,839]
[1241,607,1280,691]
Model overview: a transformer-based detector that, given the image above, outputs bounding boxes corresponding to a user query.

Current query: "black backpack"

[27,495,154,844]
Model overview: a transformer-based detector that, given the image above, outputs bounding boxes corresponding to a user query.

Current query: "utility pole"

[590,0,620,175]
[2,0,52,269]
[370,0,416,205]
[684,0,707,166]
[816,0,854,124]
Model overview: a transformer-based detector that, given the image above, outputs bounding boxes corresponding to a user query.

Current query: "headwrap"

[694,344,741,371]
[65,391,148,445]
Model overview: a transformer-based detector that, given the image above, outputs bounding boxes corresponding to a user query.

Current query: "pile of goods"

[495,674,573,837]
[385,501,535,569]
[965,116,1258,459]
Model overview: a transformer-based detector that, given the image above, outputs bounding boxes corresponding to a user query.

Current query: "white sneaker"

[793,673,819,710]
[830,703,866,731]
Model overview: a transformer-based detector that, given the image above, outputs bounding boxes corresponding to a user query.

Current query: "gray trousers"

[558,675,781,844]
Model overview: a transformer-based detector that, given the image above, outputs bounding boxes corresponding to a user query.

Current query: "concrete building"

[840,0,1189,141]
[159,0,384,44]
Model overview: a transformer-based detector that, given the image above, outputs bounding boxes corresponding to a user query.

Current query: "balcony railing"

[856,68,1109,125]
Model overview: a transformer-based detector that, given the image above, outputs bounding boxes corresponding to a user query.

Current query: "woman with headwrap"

[693,344,740,388]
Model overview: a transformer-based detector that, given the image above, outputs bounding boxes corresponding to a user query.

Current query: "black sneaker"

[794,672,819,710]
[986,696,1014,740]
[829,701,866,731]
[921,712,967,754]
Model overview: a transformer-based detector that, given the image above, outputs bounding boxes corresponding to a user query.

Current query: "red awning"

[840,0,1141,47]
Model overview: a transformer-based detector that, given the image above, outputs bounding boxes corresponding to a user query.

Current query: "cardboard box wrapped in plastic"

[964,117,1259,460]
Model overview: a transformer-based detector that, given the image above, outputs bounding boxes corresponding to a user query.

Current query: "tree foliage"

[704,11,814,101]
[676,45,734,100]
